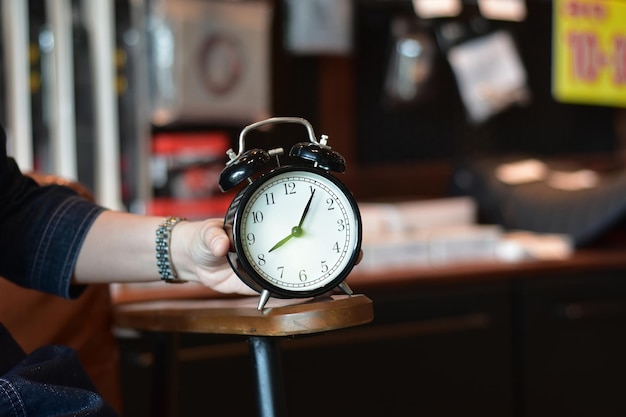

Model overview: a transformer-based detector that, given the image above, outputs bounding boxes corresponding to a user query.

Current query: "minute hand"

[298,189,316,227]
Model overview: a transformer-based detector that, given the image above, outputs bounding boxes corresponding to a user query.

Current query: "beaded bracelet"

[156,216,188,283]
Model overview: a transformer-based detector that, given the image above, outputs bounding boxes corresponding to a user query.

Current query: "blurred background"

[3,0,623,218]
[3,1,626,416]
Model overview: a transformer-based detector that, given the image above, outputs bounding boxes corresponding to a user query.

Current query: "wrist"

[168,218,200,283]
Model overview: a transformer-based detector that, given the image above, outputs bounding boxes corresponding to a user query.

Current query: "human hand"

[172,218,257,295]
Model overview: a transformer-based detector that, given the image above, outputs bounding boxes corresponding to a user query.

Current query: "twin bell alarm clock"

[218,117,362,310]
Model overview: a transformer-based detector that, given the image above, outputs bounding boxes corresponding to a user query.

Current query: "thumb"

[209,232,230,258]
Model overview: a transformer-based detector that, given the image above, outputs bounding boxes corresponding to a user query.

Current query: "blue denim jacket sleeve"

[0,129,105,298]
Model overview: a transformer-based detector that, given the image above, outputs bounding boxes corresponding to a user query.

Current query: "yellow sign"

[553,0,626,106]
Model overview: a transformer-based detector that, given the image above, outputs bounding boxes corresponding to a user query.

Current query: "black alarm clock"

[219,117,362,310]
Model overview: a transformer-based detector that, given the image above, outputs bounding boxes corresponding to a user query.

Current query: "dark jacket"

[0,130,103,297]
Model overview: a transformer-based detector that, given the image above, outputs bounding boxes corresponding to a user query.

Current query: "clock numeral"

[299,269,308,282]
[277,266,284,278]
[264,192,275,205]
[246,233,256,245]
[332,242,340,253]
[257,254,266,266]
[252,211,264,223]
[284,182,296,195]
[337,219,346,232]
[321,260,328,273]
[326,198,335,210]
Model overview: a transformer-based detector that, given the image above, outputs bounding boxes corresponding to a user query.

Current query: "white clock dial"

[236,168,360,293]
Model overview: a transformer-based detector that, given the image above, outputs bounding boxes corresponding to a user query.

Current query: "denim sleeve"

[0,130,105,298]
[27,194,105,298]
[0,323,119,417]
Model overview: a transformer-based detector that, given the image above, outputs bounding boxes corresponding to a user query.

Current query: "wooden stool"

[113,294,374,417]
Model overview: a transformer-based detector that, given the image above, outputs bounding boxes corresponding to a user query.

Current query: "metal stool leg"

[151,333,180,417]
[248,336,288,417]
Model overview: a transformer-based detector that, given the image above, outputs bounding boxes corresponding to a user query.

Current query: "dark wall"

[354,0,617,165]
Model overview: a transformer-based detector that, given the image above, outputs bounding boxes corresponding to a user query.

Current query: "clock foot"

[338,281,353,296]
[257,289,272,311]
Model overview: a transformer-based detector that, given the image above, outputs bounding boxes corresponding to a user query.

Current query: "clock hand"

[268,231,294,252]
[269,189,316,253]
[298,189,316,228]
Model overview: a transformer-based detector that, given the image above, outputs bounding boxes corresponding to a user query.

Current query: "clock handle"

[231,117,318,159]
[220,117,348,190]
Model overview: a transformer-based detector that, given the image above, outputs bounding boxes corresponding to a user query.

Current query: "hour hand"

[268,232,294,253]
[268,225,303,252]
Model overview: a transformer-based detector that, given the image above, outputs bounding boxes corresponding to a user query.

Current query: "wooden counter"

[348,248,626,289]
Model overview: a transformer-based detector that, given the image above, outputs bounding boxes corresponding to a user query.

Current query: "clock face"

[231,166,361,296]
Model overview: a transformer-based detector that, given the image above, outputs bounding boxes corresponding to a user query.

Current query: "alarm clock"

[219,117,362,310]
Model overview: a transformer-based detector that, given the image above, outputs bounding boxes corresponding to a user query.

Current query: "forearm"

[73,211,254,295]
[73,211,163,284]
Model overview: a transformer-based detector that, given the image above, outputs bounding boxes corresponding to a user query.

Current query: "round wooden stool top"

[113,294,373,337]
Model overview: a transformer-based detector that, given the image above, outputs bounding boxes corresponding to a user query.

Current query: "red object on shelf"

[149,130,234,219]
[152,131,230,156]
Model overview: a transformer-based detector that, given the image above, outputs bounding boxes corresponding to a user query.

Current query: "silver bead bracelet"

[156,216,188,283]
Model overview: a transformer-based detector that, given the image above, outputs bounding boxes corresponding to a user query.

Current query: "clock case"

[218,117,362,310]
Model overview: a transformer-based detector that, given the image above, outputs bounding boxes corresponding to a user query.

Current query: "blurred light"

[39,28,54,52]
[412,0,462,18]
[478,0,527,21]
[398,38,422,58]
